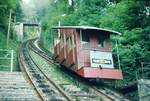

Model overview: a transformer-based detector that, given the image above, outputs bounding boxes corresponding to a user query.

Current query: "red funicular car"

[53,26,123,80]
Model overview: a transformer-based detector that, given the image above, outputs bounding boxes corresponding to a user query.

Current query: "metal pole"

[141,62,144,78]
[135,71,138,80]
[10,50,14,72]
[7,9,12,48]
[116,41,121,70]
[20,23,23,41]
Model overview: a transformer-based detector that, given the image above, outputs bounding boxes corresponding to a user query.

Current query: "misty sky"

[21,0,51,21]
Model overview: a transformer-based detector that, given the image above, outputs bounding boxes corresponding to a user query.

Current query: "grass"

[29,50,103,101]
[29,50,74,84]
[0,31,20,71]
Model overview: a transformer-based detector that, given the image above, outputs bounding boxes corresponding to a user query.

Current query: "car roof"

[52,26,121,35]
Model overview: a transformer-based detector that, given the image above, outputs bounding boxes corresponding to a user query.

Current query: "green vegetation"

[0,0,149,100]
[0,0,22,49]
[100,0,150,83]
[40,0,150,83]
[0,0,22,32]
[23,27,40,41]
[0,31,20,71]
[0,0,22,71]
[0,31,20,50]
[30,50,74,84]
[39,0,150,100]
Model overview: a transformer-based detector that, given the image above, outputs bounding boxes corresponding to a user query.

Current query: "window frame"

[97,33,109,48]
[80,30,90,47]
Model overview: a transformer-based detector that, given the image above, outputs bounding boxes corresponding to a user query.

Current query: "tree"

[0,0,20,33]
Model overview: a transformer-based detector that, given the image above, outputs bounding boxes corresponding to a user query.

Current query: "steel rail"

[27,43,72,101]
[18,42,44,101]
[18,40,72,101]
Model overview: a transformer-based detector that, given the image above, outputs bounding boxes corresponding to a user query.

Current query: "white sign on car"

[90,50,114,68]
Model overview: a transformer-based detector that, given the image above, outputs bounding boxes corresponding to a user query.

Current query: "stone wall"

[138,79,150,101]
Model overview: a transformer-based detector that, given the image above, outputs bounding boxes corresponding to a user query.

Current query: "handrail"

[0,49,15,72]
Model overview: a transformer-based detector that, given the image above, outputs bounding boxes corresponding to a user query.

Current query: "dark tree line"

[0,0,22,33]
[0,0,22,49]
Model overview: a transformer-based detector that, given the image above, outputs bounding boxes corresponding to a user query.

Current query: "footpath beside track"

[0,71,41,101]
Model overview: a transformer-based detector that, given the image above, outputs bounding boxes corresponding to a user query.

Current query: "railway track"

[27,38,130,101]
[19,40,72,101]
